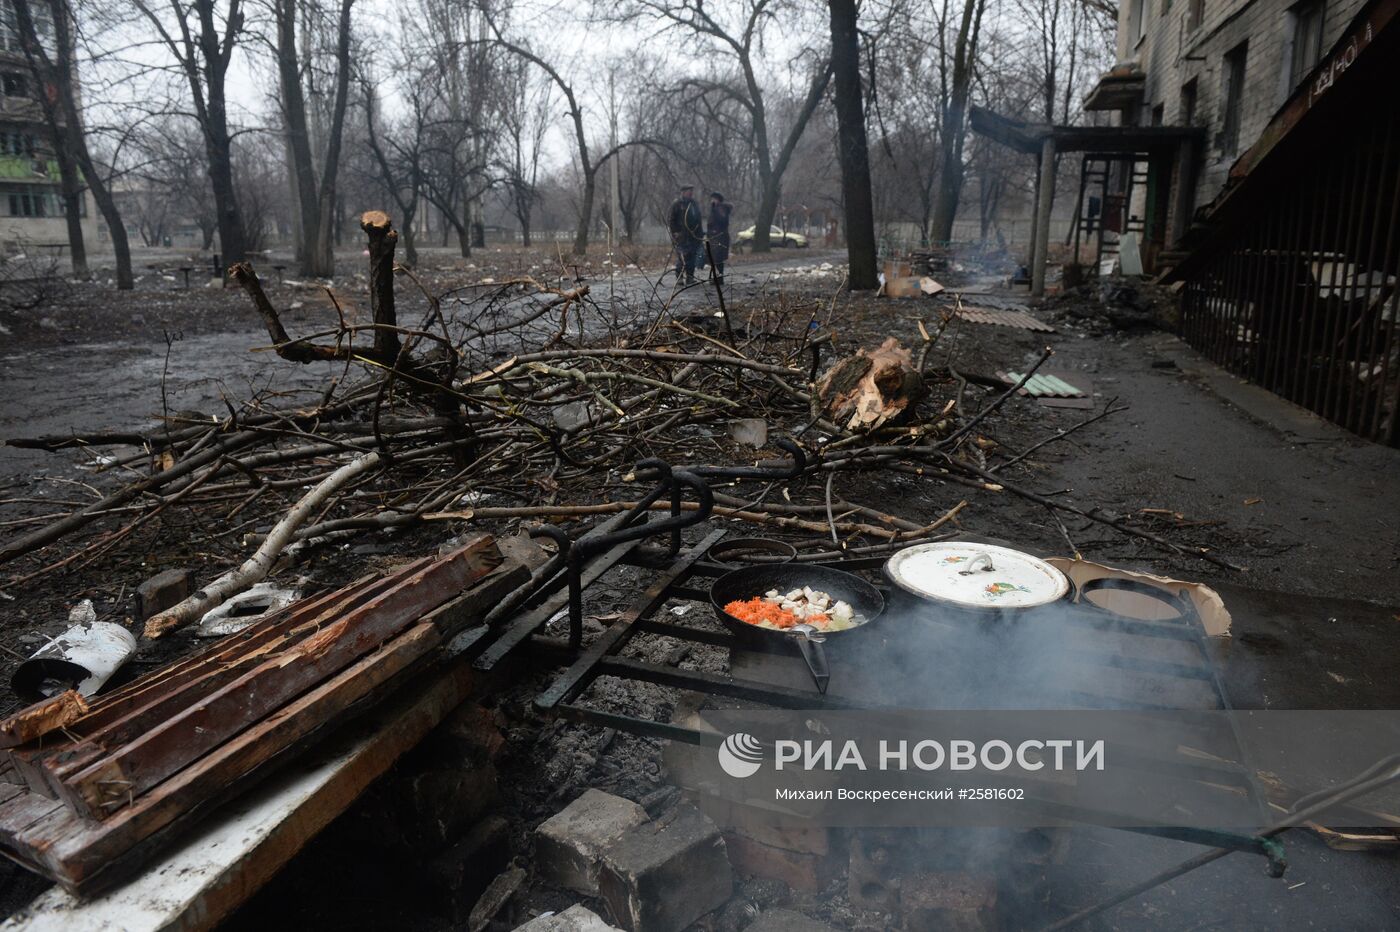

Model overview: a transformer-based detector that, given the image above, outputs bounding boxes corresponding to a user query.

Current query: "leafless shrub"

[0,237,69,312]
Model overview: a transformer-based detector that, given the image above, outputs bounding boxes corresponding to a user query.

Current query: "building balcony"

[0,156,58,180]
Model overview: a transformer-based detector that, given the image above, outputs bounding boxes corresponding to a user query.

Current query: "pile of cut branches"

[0,211,1225,642]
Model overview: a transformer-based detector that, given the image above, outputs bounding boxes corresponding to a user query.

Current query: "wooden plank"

[0,692,88,750]
[30,568,426,799]
[0,560,524,894]
[60,537,500,819]
[1,651,483,932]
[3,569,413,800]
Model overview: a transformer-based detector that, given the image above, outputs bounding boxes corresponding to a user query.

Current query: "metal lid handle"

[958,551,995,575]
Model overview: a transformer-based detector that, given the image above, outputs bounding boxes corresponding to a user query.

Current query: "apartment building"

[1163,0,1400,446]
[1088,0,1367,210]
[0,0,95,255]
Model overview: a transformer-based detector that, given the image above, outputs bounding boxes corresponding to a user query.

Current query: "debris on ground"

[0,217,1303,930]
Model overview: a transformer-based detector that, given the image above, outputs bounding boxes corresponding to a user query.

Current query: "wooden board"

[60,538,500,820]
[0,559,526,895]
[0,568,423,797]
[8,570,414,800]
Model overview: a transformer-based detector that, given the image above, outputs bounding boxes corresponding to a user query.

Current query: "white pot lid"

[885,541,1070,610]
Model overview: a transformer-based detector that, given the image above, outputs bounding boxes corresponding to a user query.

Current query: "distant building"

[0,0,96,255]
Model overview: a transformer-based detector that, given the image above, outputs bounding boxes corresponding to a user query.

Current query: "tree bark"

[828,0,877,289]
[54,145,87,278]
[751,62,832,253]
[275,0,320,274]
[361,210,400,360]
[929,0,987,245]
[195,0,246,268]
[517,193,532,246]
[574,169,596,256]
[275,0,353,277]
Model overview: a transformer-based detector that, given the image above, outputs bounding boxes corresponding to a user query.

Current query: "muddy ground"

[1,245,1398,929]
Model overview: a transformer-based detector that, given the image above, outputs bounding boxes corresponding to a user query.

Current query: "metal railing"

[1180,104,1400,446]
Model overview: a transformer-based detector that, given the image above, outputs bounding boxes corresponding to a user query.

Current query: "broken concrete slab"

[745,908,841,932]
[598,805,732,932]
[536,788,649,895]
[515,904,622,931]
[727,417,768,448]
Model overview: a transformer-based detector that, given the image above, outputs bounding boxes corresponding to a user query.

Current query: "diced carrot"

[723,598,835,630]
[724,597,800,629]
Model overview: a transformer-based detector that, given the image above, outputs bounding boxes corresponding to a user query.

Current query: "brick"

[745,909,841,932]
[536,789,649,895]
[515,904,622,931]
[598,806,733,932]
[847,830,909,911]
[134,568,194,620]
[695,795,834,856]
[899,870,998,932]
[722,832,841,895]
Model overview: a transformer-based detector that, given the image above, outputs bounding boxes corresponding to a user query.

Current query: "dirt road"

[0,249,846,485]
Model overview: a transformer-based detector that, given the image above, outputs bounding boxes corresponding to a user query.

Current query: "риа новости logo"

[718,733,764,778]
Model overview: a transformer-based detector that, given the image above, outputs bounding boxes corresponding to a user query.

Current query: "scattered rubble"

[515,904,622,931]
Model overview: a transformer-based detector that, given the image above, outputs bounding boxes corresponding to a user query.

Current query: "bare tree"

[403,0,500,257]
[128,0,247,268]
[928,0,989,245]
[485,16,625,255]
[13,0,133,286]
[362,70,427,264]
[132,117,221,248]
[235,130,294,252]
[271,0,355,276]
[612,0,832,252]
[494,57,550,247]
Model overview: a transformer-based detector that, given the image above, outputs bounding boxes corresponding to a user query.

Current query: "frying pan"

[710,564,885,694]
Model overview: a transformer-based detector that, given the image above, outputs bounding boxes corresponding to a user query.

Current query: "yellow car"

[734,225,809,249]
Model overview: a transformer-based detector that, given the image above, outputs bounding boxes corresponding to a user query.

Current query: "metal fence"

[1180,103,1400,446]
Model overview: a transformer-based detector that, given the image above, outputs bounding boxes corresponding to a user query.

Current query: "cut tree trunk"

[361,210,401,361]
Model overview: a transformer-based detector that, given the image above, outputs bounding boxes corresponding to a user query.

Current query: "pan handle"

[792,623,830,694]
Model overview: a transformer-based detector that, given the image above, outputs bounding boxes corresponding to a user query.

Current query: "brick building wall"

[1116,0,1365,210]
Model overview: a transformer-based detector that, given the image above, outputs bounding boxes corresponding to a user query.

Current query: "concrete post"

[1031,135,1057,298]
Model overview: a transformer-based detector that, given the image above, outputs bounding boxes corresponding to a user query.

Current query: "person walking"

[667,184,703,285]
[705,192,732,283]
